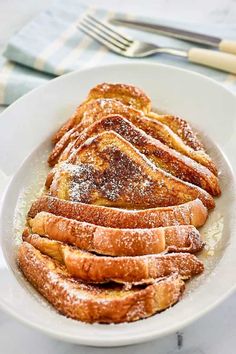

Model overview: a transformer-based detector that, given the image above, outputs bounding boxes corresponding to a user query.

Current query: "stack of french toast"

[18,83,221,324]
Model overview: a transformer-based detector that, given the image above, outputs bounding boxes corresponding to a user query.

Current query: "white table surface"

[0,1,236,353]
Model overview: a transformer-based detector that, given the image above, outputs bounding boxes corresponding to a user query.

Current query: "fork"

[78,15,236,74]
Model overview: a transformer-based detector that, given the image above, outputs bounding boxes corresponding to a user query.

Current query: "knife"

[110,17,236,55]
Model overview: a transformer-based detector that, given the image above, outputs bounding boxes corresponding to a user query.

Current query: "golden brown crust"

[164,226,204,253]
[18,242,185,323]
[28,215,166,256]
[49,131,215,209]
[48,98,145,165]
[23,233,204,283]
[51,115,220,196]
[52,118,78,146]
[28,213,204,256]
[49,126,77,166]
[28,196,208,229]
[52,83,151,144]
[140,117,217,175]
[147,113,205,151]
[87,83,151,113]
[49,99,217,176]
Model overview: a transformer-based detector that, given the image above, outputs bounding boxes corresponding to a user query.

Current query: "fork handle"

[219,39,236,55]
[188,48,236,74]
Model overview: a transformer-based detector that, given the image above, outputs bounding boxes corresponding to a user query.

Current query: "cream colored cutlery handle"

[219,39,236,55]
[188,48,236,74]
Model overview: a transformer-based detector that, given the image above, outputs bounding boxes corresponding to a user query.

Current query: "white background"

[0,0,236,353]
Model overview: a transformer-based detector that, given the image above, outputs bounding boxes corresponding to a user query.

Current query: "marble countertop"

[0,1,236,353]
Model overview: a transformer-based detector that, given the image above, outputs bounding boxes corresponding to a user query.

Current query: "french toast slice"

[52,83,151,144]
[18,242,185,323]
[49,131,215,209]
[28,195,208,229]
[22,233,204,283]
[28,213,204,256]
[48,99,144,166]
[88,83,152,112]
[52,83,204,154]
[53,115,220,196]
[49,98,217,175]
[147,112,205,151]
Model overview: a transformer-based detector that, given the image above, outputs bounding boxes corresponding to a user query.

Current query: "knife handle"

[219,40,236,55]
[188,48,236,74]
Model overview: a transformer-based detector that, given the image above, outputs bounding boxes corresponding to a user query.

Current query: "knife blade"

[110,17,236,55]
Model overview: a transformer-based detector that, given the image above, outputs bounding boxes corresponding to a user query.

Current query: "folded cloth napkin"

[1,0,236,105]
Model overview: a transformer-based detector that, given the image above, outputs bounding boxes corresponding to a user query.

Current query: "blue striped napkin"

[0,0,236,105]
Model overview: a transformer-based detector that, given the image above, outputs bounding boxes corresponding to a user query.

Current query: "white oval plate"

[0,63,236,347]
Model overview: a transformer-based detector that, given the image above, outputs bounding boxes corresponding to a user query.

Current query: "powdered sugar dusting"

[12,89,233,325]
[202,212,224,256]
[13,146,50,244]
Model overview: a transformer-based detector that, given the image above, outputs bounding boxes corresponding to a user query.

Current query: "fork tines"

[77,14,133,54]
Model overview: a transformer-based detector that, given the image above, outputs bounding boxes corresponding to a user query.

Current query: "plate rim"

[0,61,236,346]
[1,61,236,122]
